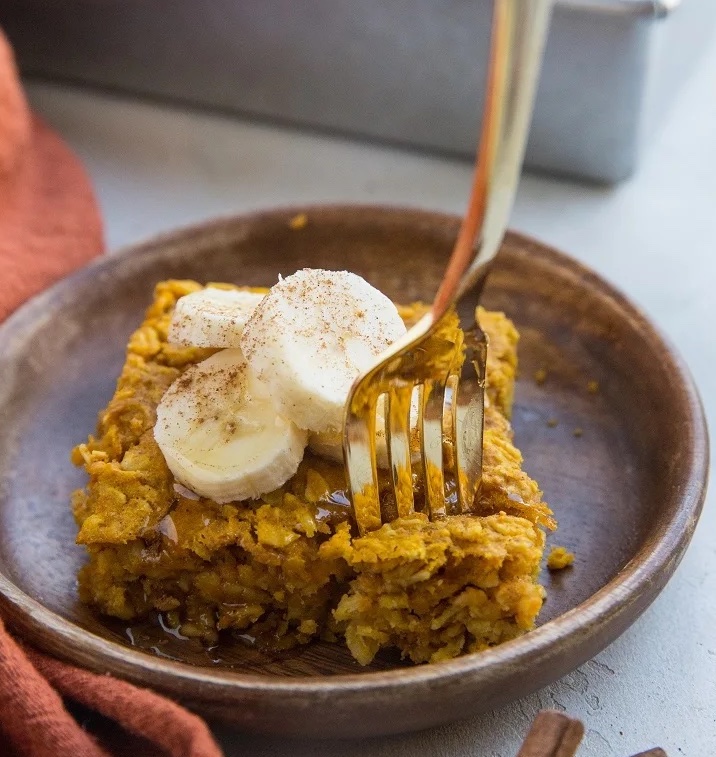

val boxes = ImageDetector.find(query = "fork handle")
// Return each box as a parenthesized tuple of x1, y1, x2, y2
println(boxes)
(432, 0, 553, 317)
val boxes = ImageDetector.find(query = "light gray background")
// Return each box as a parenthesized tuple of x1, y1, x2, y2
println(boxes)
(25, 23, 715, 756)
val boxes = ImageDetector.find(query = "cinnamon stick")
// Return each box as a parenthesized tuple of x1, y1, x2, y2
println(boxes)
(516, 710, 585, 757)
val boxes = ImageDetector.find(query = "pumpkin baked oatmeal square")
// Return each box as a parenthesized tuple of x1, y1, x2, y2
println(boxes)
(71, 278, 554, 665)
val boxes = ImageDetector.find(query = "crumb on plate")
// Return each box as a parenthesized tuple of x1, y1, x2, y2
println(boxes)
(289, 213, 308, 230)
(547, 545, 575, 570)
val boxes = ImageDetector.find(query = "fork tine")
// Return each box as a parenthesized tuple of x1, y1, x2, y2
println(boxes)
(453, 327, 489, 513)
(419, 379, 447, 519)
(386, 384, 415, 519)
(344, 397, 381, 535)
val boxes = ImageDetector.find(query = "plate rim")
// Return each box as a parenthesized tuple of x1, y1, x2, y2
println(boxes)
(0, 204, 709, 698)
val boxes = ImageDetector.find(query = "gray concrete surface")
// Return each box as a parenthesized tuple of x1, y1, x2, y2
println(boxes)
(25, 24, 716, 755)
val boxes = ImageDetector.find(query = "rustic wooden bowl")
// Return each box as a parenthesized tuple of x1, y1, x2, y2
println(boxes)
(0, 206, 708, 739)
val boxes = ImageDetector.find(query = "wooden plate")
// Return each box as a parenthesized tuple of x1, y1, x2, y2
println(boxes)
(0, 206, 707, 738)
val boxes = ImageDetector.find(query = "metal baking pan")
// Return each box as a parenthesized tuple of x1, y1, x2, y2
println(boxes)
(1, 0, 713, 182)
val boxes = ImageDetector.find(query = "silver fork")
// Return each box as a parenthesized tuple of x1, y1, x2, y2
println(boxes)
(343, 0, 554, 535)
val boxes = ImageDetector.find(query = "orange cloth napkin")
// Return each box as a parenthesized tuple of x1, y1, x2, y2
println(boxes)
(0, 28, 223, 757)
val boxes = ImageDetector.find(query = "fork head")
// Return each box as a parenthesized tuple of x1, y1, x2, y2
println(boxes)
(343, 308, 488, 535)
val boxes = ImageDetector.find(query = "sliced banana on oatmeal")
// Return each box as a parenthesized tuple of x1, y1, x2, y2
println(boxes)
(241, 269, 407, 434)
(168, 287, 264, 349)
(154, 348, 307, 502)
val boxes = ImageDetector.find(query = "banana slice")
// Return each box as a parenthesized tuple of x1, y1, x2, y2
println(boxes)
(241, 269, 406, 433)
(308, 391, 421, 469)
(168, 287, 264, 348)
(154, 349, 307, 502)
